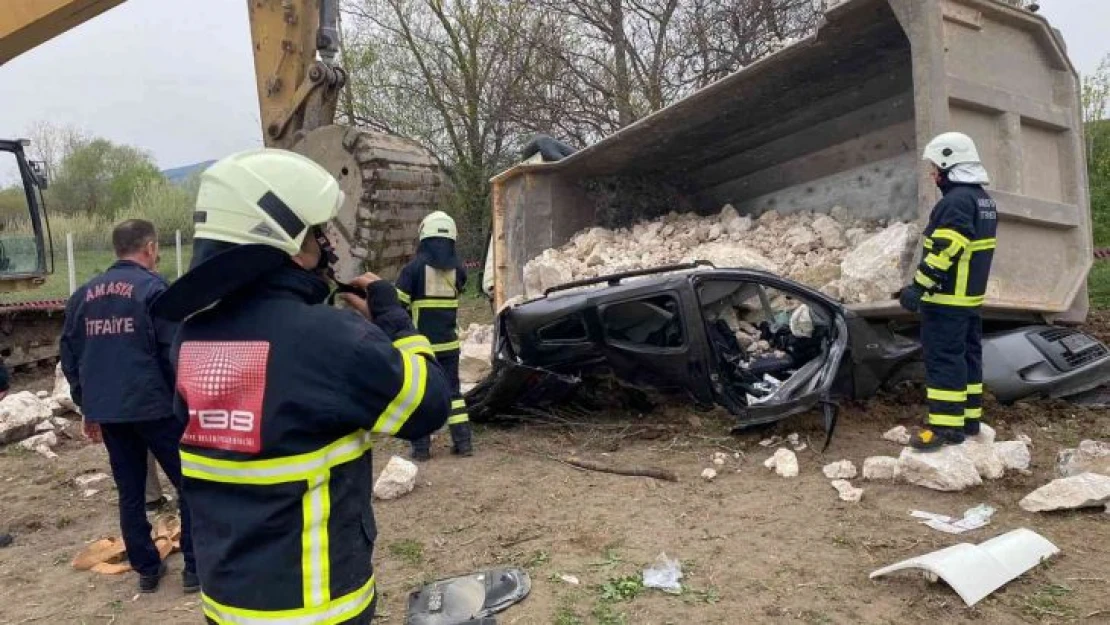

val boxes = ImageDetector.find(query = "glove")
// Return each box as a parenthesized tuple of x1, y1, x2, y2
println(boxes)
(898, 285, 923, 313)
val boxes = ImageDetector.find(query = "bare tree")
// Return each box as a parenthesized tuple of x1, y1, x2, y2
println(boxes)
(24, 120, 85, 179)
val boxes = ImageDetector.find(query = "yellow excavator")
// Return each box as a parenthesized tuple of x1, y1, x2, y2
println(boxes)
(0, 0, 444, 368)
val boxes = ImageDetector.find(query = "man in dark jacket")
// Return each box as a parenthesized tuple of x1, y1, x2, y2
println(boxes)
(899, 132, 998, 450)
(396, 210, 473, 460)
(60, 219, 195, 593)
(152, 148, 450, 624)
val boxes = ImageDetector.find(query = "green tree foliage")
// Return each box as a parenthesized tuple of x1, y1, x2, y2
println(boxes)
(1083, 54, 1110, 245)
(51, 138, 162, 217)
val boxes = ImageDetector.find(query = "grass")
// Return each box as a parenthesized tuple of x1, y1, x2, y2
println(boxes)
(388, 539, 424, 566)
(597, 575, 643, 603)
(1, 244, 191, 303)
(1022, 583, 1076, 619)
(1089, 261, 1110, 309)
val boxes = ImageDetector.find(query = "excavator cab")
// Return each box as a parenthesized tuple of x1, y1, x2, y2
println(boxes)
(0, 139, 52, 293)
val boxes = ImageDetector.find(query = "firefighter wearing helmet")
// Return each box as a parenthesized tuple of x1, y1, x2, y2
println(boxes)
(152, 148, 451, 624)
(394, 210, 474, 460)
(899, 132, 998, 450)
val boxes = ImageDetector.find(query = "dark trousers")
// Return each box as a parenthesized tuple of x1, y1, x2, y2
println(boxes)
(921, 304, 983, 427)
(100, 417, 194, 577)
(412, 351, 471, 453)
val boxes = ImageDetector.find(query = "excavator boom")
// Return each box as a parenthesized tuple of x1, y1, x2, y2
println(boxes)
(0, 0, 126, 66)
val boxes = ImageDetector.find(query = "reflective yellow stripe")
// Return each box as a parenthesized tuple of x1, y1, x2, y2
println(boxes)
(303, 473, 331, 607)
(396, 289, 411, 305)
(431, 340, 461, 353)
(914, 271, 937, 290)
(928, 413, 965, 427)
(969, 238, 996, 251)
(393, 335, 435, 359)
(931, 228, 970, 251)
(921, 293, 984, 307)
(451, 399, 467, 409)
(924, 253, 952, 271)
(411, 298, 458, 327)
(955, 246, 971, 299)
(372, 352, 427, 435)
(181, 431, 372, 485)
(202, 575, 375, 625)
(927, 388, 967, 403)
(448, 413, 470, 425)
(967, 383, 984, 395)
(923, 238, 934, 250)
(964, 407, 983, 418)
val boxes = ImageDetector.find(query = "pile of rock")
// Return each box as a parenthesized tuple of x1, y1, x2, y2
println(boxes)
(522, 205, 919, 304)
(0, 364, 82, 458)
(459, 324, 494, 392)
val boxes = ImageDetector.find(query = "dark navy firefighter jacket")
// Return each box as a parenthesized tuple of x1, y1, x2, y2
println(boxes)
(912, 183, 998, 308)
(172, 265, 450, 624)
(395, 237, 467, 355)
(60, 260, 177, 423)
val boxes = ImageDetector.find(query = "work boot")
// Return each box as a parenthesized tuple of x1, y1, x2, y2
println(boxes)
(411, 437, 432, 462)
(139, 562, 168, 594)
(963, 419, 982, 436)
(182, 569, 200, 594)
(449, 423, 473, 457)
(910, 426, 966, 451)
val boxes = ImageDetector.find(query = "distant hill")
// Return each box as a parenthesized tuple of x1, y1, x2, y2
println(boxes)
(161, 160, 215, 185)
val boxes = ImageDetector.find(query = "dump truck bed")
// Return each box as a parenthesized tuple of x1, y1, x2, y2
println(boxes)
(489, 0, 1090, 323)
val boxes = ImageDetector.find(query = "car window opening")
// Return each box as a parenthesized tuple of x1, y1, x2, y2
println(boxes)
(699, 280, 831, 407)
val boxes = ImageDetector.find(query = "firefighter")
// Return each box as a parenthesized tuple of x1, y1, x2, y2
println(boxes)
(59, 219, 195, 594)
(151, 148, 451, 624)
(899, 132, 998, 450)
(395, 210, 473, 460)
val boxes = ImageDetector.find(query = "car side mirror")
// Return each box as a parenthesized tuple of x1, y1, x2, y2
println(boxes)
(28, 160, 48, 189)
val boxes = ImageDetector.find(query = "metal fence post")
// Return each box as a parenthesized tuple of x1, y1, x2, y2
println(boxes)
(66, 232, 76, 295)
(175, 229, 183, 279)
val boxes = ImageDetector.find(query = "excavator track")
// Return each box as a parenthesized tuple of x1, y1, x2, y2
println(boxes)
(293, 125, 446, 282)
(0, 299, 65, 370)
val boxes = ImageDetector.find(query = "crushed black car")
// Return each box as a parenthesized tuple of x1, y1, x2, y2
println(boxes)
(466, 263, 1110, 448)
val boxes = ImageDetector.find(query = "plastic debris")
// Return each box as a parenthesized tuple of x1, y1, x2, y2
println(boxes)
(642, 553, 683, 594)
(911, 504, 995, 534)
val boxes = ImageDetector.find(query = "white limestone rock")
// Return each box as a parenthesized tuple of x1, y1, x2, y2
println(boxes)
(995, 440, 1032, 473)
(811, 215, 847, 249)
(968, 423, 996, 445)
(898, 446, 982, 492)
(963, 440, 1005, 480)
(459, 324, 494, 385)
(1019, 473, 1110, 512)
(52, 363, 79, 414)
(822, 460, 857, 480)
(882, 425, 911, 445)
(830, 479, 863, 503)
(701, 468, 718, 481)
(838, 222, 919, 304)
(862, 456, 900, 480)
(373, 456, 419, 500)
(1057, 440, 1110, 478)
(0, 391, 54, 445)
(19, 431, 58, 459)
(764, 448, 799, 478)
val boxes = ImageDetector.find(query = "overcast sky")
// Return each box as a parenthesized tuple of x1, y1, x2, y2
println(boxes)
(0, 0, 1106, 170)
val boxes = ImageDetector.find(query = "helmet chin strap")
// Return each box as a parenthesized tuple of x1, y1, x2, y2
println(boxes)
(311, 226, 367, 300)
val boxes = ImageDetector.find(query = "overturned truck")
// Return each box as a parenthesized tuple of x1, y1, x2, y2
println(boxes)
(472, 0, 1109, 431)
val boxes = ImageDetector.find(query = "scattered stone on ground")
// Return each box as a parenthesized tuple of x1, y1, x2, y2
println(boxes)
(559, 574, 580, 586)
(700, 468, 718, 481)
(822, 460, 857, 480)
(964, 440, 1005, 480)
(521, 206, 915, 303)
(74, 473, 110, 490)
(882, 425, 911, 445)
(0, 392, 53, 445)
(1056, 440, 1110, 478)
(970, 423, 997, 445)
(764, 448, 799, 478)
(994, 440, 1032, 473)
(1019, 472, 1110, 512)
(34, 420, 54, 433)
(862, 456, 900, 480)
(711, 451, 729, 467)
(52, 364, 79, 415)
(373, 456, 419, 500)
(759, 436, 783, 448)
(830, 479, 863, 502)
(786, 433, 807, 452)
(898, 446, 982, 492)
(19, 431, 58, 459)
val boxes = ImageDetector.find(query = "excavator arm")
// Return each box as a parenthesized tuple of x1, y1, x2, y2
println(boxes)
(1, 0, 344, 148)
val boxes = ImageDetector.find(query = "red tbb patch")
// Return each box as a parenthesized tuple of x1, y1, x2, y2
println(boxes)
(178, 341, 270, 454)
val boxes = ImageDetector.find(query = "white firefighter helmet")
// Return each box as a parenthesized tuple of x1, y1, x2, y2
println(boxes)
(922, 132, 981, 170)
(193, 148, 344, 255)
(419, 211, 457, 241)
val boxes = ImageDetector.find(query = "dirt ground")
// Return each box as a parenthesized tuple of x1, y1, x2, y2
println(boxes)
(1, 305, 1108, 624)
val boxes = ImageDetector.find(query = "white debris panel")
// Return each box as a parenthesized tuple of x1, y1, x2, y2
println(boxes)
(521, 205, 918, 303)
